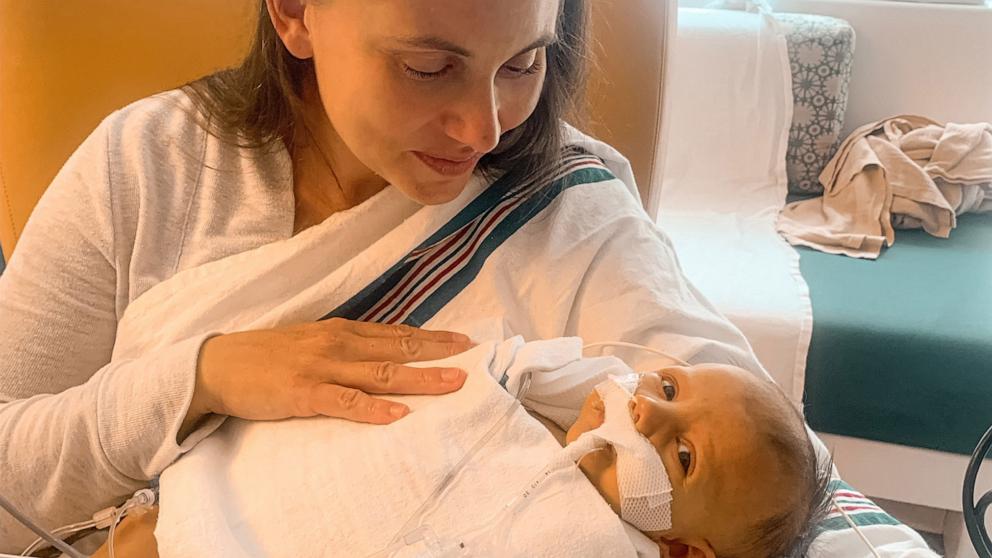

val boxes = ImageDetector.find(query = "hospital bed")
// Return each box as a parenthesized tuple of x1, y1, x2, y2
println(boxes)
(0, 1, 954, 557)
(801, 213, 992, 556)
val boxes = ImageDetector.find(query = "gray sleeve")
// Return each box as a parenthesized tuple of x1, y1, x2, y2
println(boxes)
(0, 117, 224, 552)
(0, 334, 225, 552)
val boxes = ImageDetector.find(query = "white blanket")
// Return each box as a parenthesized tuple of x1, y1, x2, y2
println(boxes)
(655, 8, 810, 402)
(154, 337, 647, 558)
(777, 116, 992, 258)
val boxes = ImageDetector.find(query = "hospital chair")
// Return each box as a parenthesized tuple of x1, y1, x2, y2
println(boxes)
(0, 0, 257, 258)
(0, 0, 671, 554)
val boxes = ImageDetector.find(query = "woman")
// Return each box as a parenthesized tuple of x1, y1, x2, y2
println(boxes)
(0, 0, 929, 556)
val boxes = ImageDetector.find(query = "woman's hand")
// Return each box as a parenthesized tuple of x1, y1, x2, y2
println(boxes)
(181, 319, 473, 434)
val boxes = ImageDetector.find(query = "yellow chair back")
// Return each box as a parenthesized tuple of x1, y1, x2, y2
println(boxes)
(0, 1, 257, 257)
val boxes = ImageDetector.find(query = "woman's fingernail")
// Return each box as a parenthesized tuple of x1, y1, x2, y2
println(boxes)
(454, 333, 471, 343)
(390, 405, 408, 418)
(442, 368, 463, 382)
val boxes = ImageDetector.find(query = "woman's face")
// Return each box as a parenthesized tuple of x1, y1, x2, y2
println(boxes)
(301, 0, 560, 204)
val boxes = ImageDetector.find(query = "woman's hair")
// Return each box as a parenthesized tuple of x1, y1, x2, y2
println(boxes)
(181, 0, 590, 185)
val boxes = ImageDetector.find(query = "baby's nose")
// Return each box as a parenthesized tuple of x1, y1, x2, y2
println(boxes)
(630, 395, 677, 439)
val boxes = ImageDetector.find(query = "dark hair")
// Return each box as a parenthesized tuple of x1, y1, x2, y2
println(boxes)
(181, 1, 590, 186)
(725, 387, 834, 558)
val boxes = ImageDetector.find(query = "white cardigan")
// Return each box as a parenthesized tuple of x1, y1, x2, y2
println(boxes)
(0, 90, 297, 551)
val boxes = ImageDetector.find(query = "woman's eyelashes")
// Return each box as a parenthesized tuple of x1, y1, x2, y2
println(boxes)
(402, 52, 543, 82)
(501, 59, 543, 77)
(403, 64, 452, 80)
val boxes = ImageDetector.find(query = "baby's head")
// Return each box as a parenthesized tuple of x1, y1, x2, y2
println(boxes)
(566, 363, 832, 558)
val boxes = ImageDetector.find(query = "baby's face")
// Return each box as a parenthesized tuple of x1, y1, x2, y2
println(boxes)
(566, 364, 793, 555)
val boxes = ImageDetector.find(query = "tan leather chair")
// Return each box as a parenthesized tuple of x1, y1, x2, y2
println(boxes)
(0, 1, 672, 259)
(586, 0, 674, 208)
(0, 1, 258, 258)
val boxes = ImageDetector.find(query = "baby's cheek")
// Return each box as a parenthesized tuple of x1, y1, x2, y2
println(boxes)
(664, 488, 704, 539)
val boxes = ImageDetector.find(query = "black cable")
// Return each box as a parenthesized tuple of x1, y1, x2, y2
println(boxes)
(963, 423, 992, 558)
(34, 528, 98, 558)
(0, 492, 86, 558)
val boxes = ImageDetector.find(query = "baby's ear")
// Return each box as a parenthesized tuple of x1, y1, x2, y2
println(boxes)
(657, 536, 716, 558)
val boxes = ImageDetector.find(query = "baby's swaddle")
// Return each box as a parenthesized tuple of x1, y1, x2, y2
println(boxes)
(154, 337, 642, 558)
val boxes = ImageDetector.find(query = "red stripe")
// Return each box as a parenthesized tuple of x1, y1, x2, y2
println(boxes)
(377, 177, 551, 324)
(361, 163, 564, 322)
(362, 216, 477, 321)
(374, 156, 609, 323)
(373, 195, 517, 323)
(545, 158, 606, 184)
(382, 158, 605, 322)
(833, 505, 883, 514)
(386, 200, 519, 323)
(834, 490, 869, 500)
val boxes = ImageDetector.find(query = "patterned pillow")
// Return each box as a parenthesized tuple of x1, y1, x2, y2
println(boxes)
(774, 14, 856, 195)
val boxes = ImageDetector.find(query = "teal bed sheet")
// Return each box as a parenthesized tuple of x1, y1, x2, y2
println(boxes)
(799, 213, 992, 455)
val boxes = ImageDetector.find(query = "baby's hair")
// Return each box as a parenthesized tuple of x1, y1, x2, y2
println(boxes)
(731, 442, 833, 558)
(725, 383, 835, 558)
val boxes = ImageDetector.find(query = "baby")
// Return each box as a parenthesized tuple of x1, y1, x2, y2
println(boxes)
(95, 343, 831, 558)
(553, 363, 833, 558)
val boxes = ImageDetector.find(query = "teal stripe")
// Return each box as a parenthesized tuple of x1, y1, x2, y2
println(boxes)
(828, 480, 854, 492)
(403, 166, 615, 326)
(323, 151, 599, 322)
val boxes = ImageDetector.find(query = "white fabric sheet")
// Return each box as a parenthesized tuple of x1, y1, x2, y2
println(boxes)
(154, 337, 645, 558)
(655, 8, 811, 402)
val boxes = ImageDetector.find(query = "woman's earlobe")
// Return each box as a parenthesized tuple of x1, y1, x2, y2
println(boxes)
(266, 0, 315, 59)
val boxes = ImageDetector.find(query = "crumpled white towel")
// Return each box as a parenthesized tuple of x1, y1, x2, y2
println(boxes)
(778, 115, 992, 259)
(154, 337, 646, 558)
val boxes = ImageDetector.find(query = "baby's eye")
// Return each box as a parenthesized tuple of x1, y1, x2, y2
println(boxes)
(661, 379, 677, 401)
(677, 441, 692, 473)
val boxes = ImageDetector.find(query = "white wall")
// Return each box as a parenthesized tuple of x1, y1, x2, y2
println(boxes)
(680, 0, 992, 134)
(769, 0, 992, 134)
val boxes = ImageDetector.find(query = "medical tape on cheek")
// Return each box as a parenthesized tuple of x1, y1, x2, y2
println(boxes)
(570, 374, 674, 532)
